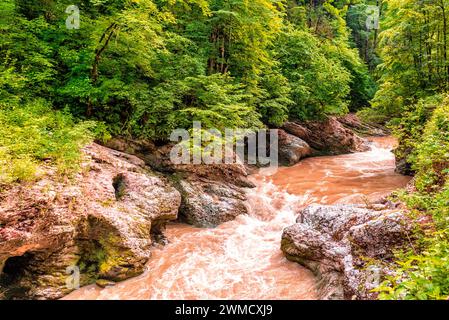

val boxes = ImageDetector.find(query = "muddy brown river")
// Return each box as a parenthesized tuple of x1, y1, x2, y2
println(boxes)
(64, 136, 411, 300)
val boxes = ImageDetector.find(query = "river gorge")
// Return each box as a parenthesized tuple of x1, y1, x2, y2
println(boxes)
(63, 136, 410, 300)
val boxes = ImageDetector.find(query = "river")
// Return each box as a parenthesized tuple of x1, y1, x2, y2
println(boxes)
(64, 136, 411, 300)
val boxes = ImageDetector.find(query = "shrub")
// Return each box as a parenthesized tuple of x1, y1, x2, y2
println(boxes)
(376, 96, 449, 300)
(389, 95, 443, 174)
(0, 99, 94, 183)
(129, 73, 263, 139)
(412, 98, 449, 192)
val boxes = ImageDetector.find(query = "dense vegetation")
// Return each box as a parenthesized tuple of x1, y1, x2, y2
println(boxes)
(0, 0, 375, 183)
(2, 0, 449, 300)
(357, 0, 449, 300)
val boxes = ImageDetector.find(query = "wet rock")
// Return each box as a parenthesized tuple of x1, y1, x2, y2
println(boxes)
(283, 117, 369, 155)
(104, 137, 254, 187)
(337, 114, 386, 137)
(104, 137, 254, 227)
(281, 204, 414, 300)
(0, 144, 181, 299)
(174, 177, 248, 228)
(95, 279, 116, 288)
(277, 129, 312, 166)
(170, 155, 252, 228)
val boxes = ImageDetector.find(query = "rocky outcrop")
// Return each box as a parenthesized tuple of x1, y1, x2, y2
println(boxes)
(277, 129, 312, 166)
(283, 116, 369, 155)
(337, 114, 387, 137)
(105, 138, 254, 228)
(105, 138, 254, 186)
(174, 178, 248, 227)
(394, 146, 415, 176)
(0, 144, 181, 299)
(281, 203, 414, 300)
(152, 148, 253, 228)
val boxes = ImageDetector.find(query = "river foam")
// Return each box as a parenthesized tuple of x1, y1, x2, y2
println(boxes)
(64, 136, 410, 300)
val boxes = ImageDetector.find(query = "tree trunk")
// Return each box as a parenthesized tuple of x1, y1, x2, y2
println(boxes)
(87, 23, 118, 116)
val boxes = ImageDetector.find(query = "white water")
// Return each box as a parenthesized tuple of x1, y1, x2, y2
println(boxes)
(64, 137, 410, 300)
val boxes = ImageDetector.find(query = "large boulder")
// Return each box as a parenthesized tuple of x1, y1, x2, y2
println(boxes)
(281, 203, 414, 300)
(283, 117, 369, 155)
(105, 138, 253, 186)
(174, 178, 248, 228)
(277, 129, 312, 166)
(105, 137, 254, 228)
(0, 144, 181, 299)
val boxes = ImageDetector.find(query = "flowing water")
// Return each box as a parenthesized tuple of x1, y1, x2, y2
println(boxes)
(64, 136, 411, 300)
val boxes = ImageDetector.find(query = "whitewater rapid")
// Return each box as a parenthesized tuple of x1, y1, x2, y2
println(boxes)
(64, 136, 410, 300)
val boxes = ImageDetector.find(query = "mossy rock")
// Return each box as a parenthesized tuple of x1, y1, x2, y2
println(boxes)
(95, 279, 116, 288)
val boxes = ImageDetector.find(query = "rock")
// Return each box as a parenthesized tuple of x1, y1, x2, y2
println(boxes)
(283, 117, 369, 155)
(394, 146, 415, 176)
(337, 114, 387, 137)
(277, 129, 312, 166)
(395, 157, 413, 176)
(349, 211, 410, 259)
(174, 177, 248, 228)
(0, 143, 181, 299)
(104, 137, 254, 188)
(103, 137, 157, 161)
(104, 137, 255, 227)
(95, 279, 116, 288)
(169, 154, 252, 227)
(281, 204, 414, 300)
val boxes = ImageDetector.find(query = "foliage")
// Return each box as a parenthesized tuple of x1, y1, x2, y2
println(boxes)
(346, 2, 381, 70)
(277, 28, 352, 120)
(412, 99, 449, 192)
(357, 0, 449, 298)
(0, 0, 375, 185)
(375, 97, 449, 300)
(0, 100, 94, 183)
(390, 95, 443, 174)
(377, 230, 449, 300)
(129, 73, 263, 139)
(362, 0, 449, 121)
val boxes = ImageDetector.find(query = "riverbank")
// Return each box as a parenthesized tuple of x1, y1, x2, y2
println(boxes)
(1, 116, 410, 300)
(63, 136, 410, 300)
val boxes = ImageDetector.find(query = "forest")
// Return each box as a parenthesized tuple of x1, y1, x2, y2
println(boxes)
(0, 0, 449, 300)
